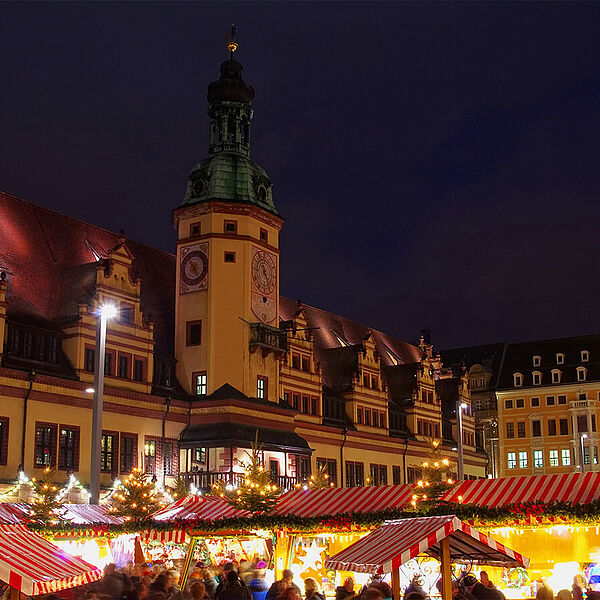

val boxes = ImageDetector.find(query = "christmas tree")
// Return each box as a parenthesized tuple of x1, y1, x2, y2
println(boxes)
(27, 468, 65, 525)
(212, 436, 281, 513)
(111, 467, 163, 521)
(306, 463, 334, 489)
(411, 440, 454, 510)
(168, 475, 188, 500)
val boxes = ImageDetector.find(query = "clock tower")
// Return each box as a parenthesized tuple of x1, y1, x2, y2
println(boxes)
(173, 42, 284, 402)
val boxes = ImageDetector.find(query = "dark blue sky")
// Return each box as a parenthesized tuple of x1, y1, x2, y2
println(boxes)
(1, 2, 599, 349)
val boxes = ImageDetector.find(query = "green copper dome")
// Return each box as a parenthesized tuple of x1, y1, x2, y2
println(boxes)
(181, 52, 278, 216)
(182, 152, 278, 215)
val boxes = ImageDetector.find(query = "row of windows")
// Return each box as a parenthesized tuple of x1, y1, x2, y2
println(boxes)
(420, 389, 436, 404)
(514, 367, 588, 387)
(505, 395, 568, 409)
(506, 415, 595, 439)
(284, 391, 319, 415)
(362, 372, 380, 390)
(84, 348, 145, 382)
(6, 325, 60, 364)
(290, 353, 311, 373)
(189, 219, 269, 244)
(357, 406, 386, 428)
(507, 447, 599, 469)
(417, 419, 440, 438)
(531, 351, 589, 367)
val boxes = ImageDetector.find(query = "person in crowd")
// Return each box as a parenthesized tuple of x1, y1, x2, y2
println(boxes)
(368, 576, 392, 600)
(304, 578, 325, 600)
(217, 571, 252, 600)
(572, 577, 584, 600)
(191, 582, 209, 600)
(278, 587, 301, 600)
(361, 589, 384, 600)
(202, 569, 219, 599)
(479, 573, 495, 590)
(216, 564, 240, 597)
(148, 573, 170, 600)
(127, 582, 149, 600)
(536, 584, 554, 600)
(404, 576, 425, 600)
(462, 575, 505, 600)
(266, 571, 301, 600)
(336, 577, 355, 600)
(557, 590, 573, 600)
(248, 569, 269, 600)
(100, 564, 125, 599)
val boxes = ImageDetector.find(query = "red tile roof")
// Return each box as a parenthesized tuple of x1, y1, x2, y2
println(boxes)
(0, 191, 420, 382)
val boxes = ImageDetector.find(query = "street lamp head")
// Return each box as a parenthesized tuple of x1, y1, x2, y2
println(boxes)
(99, 304, 118, 320)
(582, 434, 588, 439)
(460, 403, 468, 409)
(85, 387, 94, 394)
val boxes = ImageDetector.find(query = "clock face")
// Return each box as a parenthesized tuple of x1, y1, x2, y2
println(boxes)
(252, 251, 276, 295)
(181, 250, 208, 287)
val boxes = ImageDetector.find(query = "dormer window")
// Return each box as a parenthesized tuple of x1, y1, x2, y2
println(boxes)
(556, 353, 565, 365)
(581, 350, 590, 362)
(551, 369, 561, 384)
(577, 367, 587, 382)
(532, 371, 542, 385)
(532, 355, 541, 367)
(513, 373, 523, 387)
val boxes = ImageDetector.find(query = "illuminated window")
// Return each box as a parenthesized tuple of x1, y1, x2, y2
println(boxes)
(101, 433, 117, 473)
(532, 355, 541, 367)
(194, 372, 207, 396)
(561, 449, 571, 466)
(549, 450, 559, 467)
(144, 439, 156, 474)
(35, 424, 57, 468)
(594, 446, 599, 465)
(507, 452, 517, 469)
(584, 445, 591, 465)
(581, 350, 590, 362)
(257, 376, 267, 399)
(533, 450, 543, 468)
(556, 353, 565, 365)
(518, 451, 528, 469)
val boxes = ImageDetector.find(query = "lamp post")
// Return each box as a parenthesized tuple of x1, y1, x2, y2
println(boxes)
(580, 433, 588, 473)
(90, 304, 117, 504)
(457, 402, 468, 480)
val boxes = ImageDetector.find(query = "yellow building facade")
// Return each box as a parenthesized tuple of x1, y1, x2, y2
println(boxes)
(0, 49, 486, 496)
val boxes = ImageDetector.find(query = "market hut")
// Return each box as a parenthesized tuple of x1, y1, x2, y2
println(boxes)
(325, 515, 529, 600)
(0, 524, 101, 597)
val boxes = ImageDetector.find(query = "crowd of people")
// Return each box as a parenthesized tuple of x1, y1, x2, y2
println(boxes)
(42, 560, 596, 600)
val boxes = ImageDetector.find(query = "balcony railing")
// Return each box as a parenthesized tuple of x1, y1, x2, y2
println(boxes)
(182, 471, 299, 492)
(249, 323, 287, 354)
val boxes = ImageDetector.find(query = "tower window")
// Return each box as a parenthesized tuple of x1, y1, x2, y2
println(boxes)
(194, 372, 207, 396)
(260, 228, 268, 243)
(224, 251, 236, 263)
(186, 321, 202, 346)
(190, 222, 201, 237)
(224, 220, 238, 234)
(257, 376, 268, 400)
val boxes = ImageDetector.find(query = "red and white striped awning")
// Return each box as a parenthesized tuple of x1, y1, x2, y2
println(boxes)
(276, 484, 415, 517)
(0, 503, 28, 524)
(0, 524, 101, 595)
(62, 504, 124, 525)
(152, 494, 248, 522)
(440, 472, 600, 507)
(325, 515, 529, 575)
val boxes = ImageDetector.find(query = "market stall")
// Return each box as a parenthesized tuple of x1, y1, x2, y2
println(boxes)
(0, 524, 101, 597)
(325, 515, 529, 600)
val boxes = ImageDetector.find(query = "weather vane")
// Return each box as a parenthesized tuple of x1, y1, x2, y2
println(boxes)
(226, 24, 238, 57)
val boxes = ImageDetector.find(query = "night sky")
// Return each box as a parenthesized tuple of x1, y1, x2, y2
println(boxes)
(1, 2, 599, 349)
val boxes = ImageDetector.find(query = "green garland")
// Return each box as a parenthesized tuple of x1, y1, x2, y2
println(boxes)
(27, 499, 600, 537)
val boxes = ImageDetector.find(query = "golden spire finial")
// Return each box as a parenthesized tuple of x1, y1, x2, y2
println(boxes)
(226, 24, 238, 58)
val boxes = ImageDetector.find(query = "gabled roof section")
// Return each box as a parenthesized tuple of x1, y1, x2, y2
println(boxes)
(0, 191, 175, 352)
(280, 298, 422, 388)
(440, 342, 507, 387)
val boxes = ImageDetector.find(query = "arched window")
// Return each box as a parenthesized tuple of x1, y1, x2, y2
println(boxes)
(513, 373, 523, 387)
